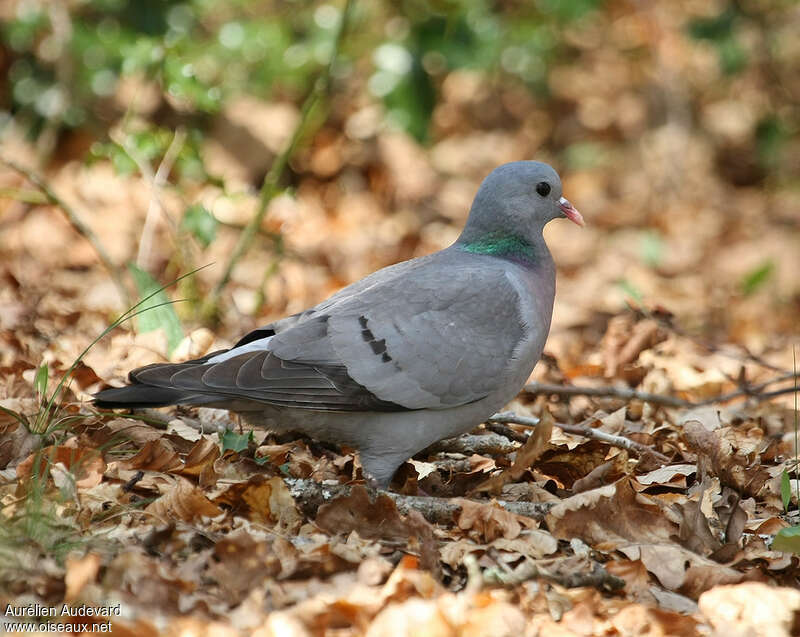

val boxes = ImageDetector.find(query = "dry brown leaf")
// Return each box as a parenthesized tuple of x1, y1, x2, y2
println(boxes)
(609, 603, 700, 637)
(214, 475, 302, 533)
(64, 552, 102, 602)
(636, 464, 697, 487)
(619, 543, 743, 597)
(316, 486, 414, 542)
(315, 486, 439, 574)
(683, 419, 771, 497)
(473, 409, 553, 495)
(254, 442, 296, 465)
(179, 436, 221, 487)
(207, 529, 284, 603)
(246, 475, 303, 534)
(454, 499, 539, 542)
(698, 582, 800, 637)
(573, 451, 628, 493)
(16, 442, 105, 488)
(674, 496, 722, 557)
(145, 475, 223, 522)
(602, 315, 666, 379)
(365, 598, 452, 637)
(546, 477, 679, 548)
(440, 530, 558, 569)
(121, 438, 183, 473)
(360, 555, 443, 622)
(536, 439, 613, 489)
(0, 420, 40, 470)
(103, 417, 164, 446)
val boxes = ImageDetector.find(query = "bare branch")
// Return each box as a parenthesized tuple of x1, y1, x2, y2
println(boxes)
(485, 556, 625, 591)
(283, 477, 551, 524)
(134, 129, 186, 271)
(694, 371, 799, 406)
(489, 411, 670, 463)
(110, 126, 186, 272)
(525, 372, 799, 409)
(426, 433, 518, 456)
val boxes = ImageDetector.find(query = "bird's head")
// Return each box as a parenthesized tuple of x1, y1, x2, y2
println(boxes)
(458, 161, 584, 260)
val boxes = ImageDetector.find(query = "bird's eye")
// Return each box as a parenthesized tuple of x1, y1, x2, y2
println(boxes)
(536, 182, 551, 197)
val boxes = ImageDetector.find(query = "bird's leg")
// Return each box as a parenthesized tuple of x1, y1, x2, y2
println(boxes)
(365, 474, 388, 491)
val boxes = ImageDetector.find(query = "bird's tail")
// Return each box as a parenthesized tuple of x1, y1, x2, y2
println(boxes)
(93, 352, 230, 410)
(93, 383, 221, 409)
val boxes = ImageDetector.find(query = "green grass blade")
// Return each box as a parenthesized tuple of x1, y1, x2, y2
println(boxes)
(781, 469, 792, 512)
(34, 362, 49, 399)
(37, 264, 211, 434)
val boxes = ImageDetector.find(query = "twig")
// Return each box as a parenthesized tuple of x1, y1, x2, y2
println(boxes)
(110, 127, 187, 272)
(524, 381, 691, 408)
(283, 477, 551, 525)
(694, 371, 799, 406)
(485, 557, 624, 591)
(426, 433, 518, 456)
(489, 411, 670, 463)
(0, 156, 130, 305)
(525, 372, 799, 409)
(753, 385, 800, 404)
(207, 0, 355, 314)
(484, 421, 528, 443)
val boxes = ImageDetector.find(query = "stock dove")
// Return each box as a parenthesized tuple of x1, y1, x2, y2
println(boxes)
(95, 161, 584, 487)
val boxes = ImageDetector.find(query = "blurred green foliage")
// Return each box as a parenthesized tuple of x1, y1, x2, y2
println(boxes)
(1, 0, 604, 151)
(89, 125, 208, 181)
(181, 203, 218, 247)
(128, 263, 184, 354)
(740, 261, 775, 297)
(688, 8, 746, 75)
(0, 0, 794, 184)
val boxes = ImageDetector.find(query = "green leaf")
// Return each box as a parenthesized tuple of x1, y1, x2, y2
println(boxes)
(740, 261, 774, 296)
(181, 204, 218, 247)
(641, 231, 664, 268)
(781, 469, 792, 512)
(34, 362, 48, 398)
(128, 264, 184, 355)
(617, 279, 643, 304)
(221, 429, 253, 453)
(688, 10, 735, 42)
(772, 526, 800, 554)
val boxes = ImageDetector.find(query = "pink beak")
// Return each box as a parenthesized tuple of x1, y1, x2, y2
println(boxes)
(559, 196, 585, 227)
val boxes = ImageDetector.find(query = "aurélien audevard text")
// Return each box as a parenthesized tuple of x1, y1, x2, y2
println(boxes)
(3, 603, 122, 632)
(4, 603, 122, 617)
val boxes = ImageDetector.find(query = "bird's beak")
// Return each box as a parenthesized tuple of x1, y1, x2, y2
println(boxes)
(559, 196, 585, 227)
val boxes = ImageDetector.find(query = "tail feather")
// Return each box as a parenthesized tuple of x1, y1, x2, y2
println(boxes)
(93, 384, 220, 409)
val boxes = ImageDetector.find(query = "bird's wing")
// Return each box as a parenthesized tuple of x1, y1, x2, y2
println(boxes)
(130, 256, 529, 411)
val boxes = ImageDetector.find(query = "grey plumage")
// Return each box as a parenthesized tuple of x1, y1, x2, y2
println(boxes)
(95, 161, 584, 487)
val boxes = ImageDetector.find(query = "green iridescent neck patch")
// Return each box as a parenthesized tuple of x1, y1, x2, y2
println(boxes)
(460, 232, 535, 260)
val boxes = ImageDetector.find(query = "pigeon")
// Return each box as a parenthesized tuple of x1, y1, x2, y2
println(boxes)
(95, 161, 584, 487)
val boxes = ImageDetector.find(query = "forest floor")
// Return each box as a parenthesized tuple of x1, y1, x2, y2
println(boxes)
(1, 81, 800, 635)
